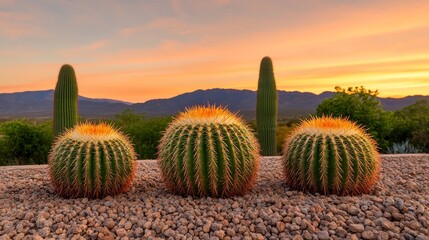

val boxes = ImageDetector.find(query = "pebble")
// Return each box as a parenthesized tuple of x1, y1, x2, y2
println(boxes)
(349, 224, 364, 233)
(379, 218, 395, 230)
(317, 230, 330, 240)
(163, 229, 175, 238)
(348, 206, 360, 215)
(362, 231, 374, 239)
(116, 228, 127, 237)
(203, 222, 212, 233)
(104, 219, 115, 229)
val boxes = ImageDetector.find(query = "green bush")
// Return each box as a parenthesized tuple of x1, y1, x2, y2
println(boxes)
(112, 110, 172, 159)
(317, 86, 393, 152)
(389, 100, 429, 152)
(0, 120, 53, 165)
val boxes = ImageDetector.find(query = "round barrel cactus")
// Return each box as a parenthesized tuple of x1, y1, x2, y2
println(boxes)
(158, 106, 260, 197)
(282, 116, 380, 195)
(49, 122, 137, 198)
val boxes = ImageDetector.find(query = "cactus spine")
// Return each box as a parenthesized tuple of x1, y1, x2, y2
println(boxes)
(256, 56, 278, 156)
(54, 64, 78, 137)
(49, 123, 137, 198)
(158, 106, 260, 197)
(282, 116, 380, 195)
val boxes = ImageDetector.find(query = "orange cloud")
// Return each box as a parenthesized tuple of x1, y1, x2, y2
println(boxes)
(1, 1, 429, 103)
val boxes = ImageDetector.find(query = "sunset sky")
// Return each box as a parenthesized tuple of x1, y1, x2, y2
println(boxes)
(1, 0, 429, 102)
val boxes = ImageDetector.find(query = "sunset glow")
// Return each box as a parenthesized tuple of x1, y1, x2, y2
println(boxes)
(1, 0, 429, 102)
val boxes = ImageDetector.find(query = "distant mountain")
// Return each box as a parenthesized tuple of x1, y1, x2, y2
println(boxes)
(0, 90, 130, 118)
(0, 89, 428, 119)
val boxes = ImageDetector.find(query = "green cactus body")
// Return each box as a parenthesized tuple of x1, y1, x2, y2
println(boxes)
(54, 64, 78, 137)
(282, 116, 380, 195)
(49, 123, 137, 198)
(256, 56, 278, 156)
(158, 106, 260, 197)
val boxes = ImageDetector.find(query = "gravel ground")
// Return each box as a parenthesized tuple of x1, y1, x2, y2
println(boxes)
(0, 155, 428, 240)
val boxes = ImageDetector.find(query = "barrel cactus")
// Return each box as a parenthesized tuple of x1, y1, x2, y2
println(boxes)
(49, 122, 137, 198)
(54, 64, 78, 137)
(256, 56, 278, 156)
(158, 105, 260, 197)
(282, 116, 380, 195)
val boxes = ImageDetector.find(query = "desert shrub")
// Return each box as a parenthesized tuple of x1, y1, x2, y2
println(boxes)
(387, 139, 422, 154)
(112, 110, 172, 159)
(388, 100, 429, 152)
(0, 120, 53, 165)
(317, 86, 393, 152)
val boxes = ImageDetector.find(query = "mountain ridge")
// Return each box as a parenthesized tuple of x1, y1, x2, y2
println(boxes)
(0, 89, 428, 119)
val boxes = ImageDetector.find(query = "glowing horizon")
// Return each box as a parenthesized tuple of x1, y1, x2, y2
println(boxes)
(1, 0, 429, 102)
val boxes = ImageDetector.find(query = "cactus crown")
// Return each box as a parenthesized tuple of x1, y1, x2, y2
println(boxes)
(173, 105, 244, 125)
(65, 122, 124, 142)
(296, 116, 368, 136)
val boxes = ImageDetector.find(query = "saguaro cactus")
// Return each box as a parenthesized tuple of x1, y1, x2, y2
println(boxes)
(158, 105, 260, 197)
(256, 56, 278, 156)
(282, 116, 380, 195)
(54, 64, 78, 137)
(49, 122, 137, 198)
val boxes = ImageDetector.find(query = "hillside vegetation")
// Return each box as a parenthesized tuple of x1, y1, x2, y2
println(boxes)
(1, 87, 428, 165)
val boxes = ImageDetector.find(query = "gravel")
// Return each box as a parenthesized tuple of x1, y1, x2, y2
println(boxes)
(1, 154, 428, 239)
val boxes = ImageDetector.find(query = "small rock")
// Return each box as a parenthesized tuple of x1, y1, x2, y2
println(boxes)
(379, 218, 395, 230)
(317, 230, 330, 240)
(24, 212, 34, 220)
(164, 229, 175, 238)
(349, 224, 364, 233)
(348, 206, 360, 215)
(293, 235, 303, 240)
(38, 227, 50, 238)
(226, 228, 235, 236)
(395, 198, 404, 211)
(124, 221, 132, 230)
(214, 230, 225, 238)
(134, 227, 144, 237)
(116, 228, 127, 237)
(255, 223, 266, 234)
(392, 212, 404, 221)
(407, 220, 420, 230)
(211, 223, 222, 231)
(167, 206, 176, 214)
(203, 222, 212, 233)
(152, 222, 166, 234)
(378, 232, 389, 240)
(302, 231, 312, 240)
(276, 222, 286, 232)
(104, 219, 115, 229)
(362, 231, 374, 239)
